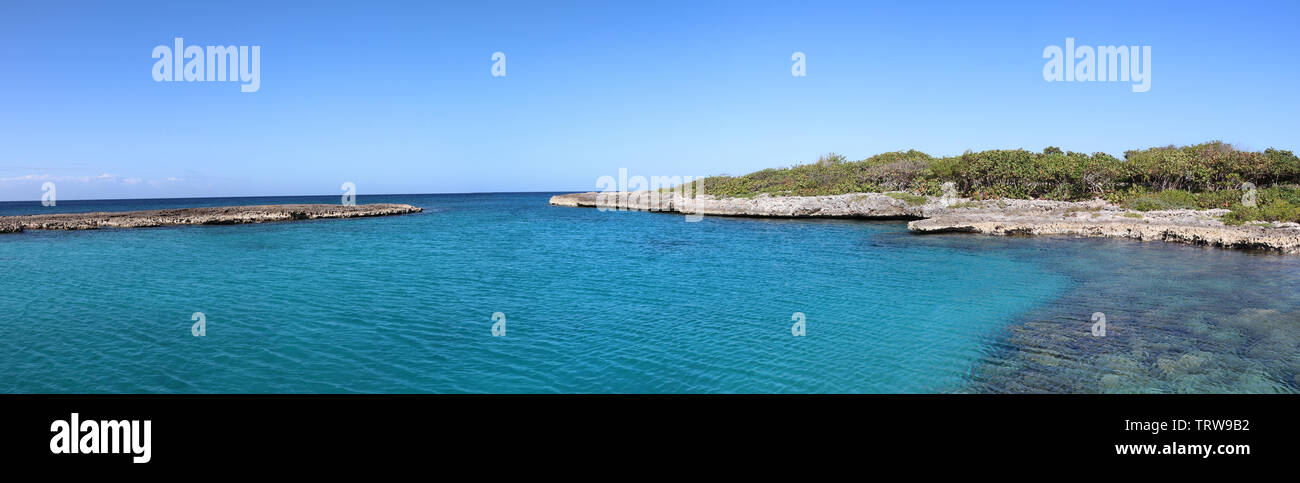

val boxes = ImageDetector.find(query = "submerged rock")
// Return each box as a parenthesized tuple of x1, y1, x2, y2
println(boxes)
(1156, 352, 1210, 377)
(0, 203, 422, 233)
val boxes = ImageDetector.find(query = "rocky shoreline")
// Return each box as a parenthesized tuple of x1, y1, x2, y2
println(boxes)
(550, 191, 1300, 253)
(0, 203, 422, 233)
(548, 191, 936, 218)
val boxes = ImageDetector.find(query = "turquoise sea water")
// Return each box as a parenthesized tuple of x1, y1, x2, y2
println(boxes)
(1, 193, 1297, 393)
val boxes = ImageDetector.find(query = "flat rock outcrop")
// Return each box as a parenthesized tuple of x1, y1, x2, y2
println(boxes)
(551, 191, 1300, 253)
(0, 203, 422, 232)
(909, 199, 1300, 253)
(549, 191, 940, 218)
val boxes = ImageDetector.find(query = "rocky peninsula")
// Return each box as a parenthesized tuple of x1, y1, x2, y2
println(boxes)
(549, 192, 1300, 253)
(0, 203, 422, 233)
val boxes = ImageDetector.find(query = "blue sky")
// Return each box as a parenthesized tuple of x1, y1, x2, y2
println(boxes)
(1, 0, 1298, 201)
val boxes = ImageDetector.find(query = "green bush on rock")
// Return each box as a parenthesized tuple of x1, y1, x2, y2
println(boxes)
(690, 142, 1300, 224)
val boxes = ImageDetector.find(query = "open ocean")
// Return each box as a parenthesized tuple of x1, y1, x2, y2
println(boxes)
(1, 193, 1297, 393)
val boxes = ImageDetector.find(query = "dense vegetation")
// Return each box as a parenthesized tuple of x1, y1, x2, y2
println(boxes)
(691, 142, 1300, 224)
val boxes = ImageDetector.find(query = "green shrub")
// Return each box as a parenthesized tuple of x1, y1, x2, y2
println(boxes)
(884, 192, 928, 206)
(694, 143, 1300, 205)
(866, 160, 931, 191)
(1124, 190, 1198, 211)
(815, 152, 848, 167)
(1221, 187, 1300, 224)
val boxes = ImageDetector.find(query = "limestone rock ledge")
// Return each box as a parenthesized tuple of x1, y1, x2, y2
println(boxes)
(548, 191, 939, 218)
(0, 203, 422, 232)
(550, 192, 1300, 253)
(905, 198, 1300, 253)
(910, 213, 1300, 253)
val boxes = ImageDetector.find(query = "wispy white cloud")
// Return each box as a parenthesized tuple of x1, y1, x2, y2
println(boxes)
(0, 174, 55, 182)
(0, 173, 180, 184)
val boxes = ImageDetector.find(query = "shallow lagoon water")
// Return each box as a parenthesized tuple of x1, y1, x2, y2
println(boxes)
(1, 193, 1296, 393)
